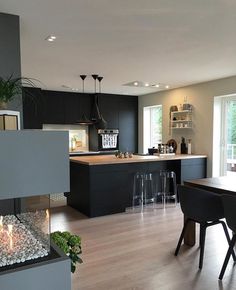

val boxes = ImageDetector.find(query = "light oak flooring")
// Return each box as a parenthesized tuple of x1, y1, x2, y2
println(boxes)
(51, 205, 236, 290)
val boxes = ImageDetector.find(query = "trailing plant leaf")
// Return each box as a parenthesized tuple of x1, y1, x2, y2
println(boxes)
(51, 231, 82, 273)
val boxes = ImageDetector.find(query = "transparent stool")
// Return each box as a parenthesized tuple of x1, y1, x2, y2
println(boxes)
(131, 172, 155, 212)
(159, 170, 177, 208)
(152, 172, 165, 209)
(143, 172, 155, 211)
(132, 172, 145, 212)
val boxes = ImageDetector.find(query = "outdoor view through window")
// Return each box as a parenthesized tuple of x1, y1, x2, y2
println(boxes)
(227, 99, 236, 175)
(143, 105, 162, 154)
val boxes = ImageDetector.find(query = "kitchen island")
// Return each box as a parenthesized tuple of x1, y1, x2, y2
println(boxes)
(68, 154, 207, 217)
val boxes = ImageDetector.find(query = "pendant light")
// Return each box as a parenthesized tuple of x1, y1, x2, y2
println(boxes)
(75, 74, 93, 125)
(80, 75, 87, 93)
(97, 76, 103, 93)
(91, 74, 99, 93)
(93, 75, 107, 129)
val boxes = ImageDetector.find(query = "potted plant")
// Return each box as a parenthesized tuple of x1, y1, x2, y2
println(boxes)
(0, 75, 39, 109)
(50, 231, 83, 273)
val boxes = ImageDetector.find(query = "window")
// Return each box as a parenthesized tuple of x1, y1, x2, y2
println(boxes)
(143, 105, 162, 154)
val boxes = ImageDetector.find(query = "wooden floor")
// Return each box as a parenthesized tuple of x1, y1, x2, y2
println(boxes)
(51, 205, 236, 290)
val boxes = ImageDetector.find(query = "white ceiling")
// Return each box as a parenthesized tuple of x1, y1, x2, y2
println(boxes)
(1, 0, 236, 95)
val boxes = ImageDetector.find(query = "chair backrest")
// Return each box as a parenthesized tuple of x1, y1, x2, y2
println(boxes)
(178, 185, 224, 222)
(221, 194, 236, 233)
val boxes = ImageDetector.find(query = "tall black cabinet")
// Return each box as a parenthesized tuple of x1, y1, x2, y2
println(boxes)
(23, 90, 138, 153)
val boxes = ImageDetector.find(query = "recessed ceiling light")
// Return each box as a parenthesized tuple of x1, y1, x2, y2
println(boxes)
(151, 84, 160, 88)
(72, 88, 79, 91)
(123, 81, 169, 89)
(45, 35, 57, 42)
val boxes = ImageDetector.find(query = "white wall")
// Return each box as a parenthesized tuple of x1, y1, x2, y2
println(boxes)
(139, 75, 236, 177)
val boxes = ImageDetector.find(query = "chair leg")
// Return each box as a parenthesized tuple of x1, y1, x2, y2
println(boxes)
(220, 221, 236, 262)
(199, 224, 206, 269)
(219, 234, 236, 280)
(175, 219, 190, 256)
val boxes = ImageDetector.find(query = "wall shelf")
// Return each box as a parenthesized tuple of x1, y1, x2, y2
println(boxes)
(170, 109, 193, 130)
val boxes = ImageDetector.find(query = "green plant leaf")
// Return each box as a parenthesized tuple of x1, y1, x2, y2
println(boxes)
(0, 75, 40, 104)
(50, 231, 82, 274)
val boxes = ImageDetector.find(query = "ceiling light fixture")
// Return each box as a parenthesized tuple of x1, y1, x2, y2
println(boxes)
(124, 81, 168, 89)
(45, 35, 57, 42)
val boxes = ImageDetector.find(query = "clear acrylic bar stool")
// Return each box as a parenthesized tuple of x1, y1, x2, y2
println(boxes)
(143, 172, 155, 211)
(132, 172, 155, 212)
(132, 172, 145, 212)
(159, 170, 177, 208)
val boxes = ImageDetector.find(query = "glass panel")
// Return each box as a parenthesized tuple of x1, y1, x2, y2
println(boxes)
(0, 195, 50, 270)
(226, 99, 236, 175)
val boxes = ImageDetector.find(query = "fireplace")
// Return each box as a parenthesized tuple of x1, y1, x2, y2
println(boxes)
(0, 131, 71, 290)
(0, 195, 53, 271)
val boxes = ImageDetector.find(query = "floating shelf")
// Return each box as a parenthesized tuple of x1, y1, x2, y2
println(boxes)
(170, 108, 193, 131)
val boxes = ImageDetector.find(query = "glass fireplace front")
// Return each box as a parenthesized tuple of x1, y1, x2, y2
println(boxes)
(0, 194, 51, 271)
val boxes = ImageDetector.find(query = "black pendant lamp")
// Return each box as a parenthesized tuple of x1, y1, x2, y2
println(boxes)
(93, 75, 107, 129)
(97, 76, 103, 93)
(80, 74, 87, 93)
(75, 75, 93, 125)
(91, 74, 99, 93)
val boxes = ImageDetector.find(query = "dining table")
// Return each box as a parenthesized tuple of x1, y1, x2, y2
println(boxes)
(183, 176, 236, 246)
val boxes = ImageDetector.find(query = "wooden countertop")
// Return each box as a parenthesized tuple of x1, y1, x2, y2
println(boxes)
(70, 154, 207, 166)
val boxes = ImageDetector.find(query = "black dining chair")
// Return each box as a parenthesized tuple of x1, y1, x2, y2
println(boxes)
(175, 185, 236, 269)
(219, 194, 236, 280)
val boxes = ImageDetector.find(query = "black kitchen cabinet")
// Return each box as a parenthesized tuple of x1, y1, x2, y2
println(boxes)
(23, 87, 44, 129)
(68, 156, 207, 217)
(64, 92, 80, 124)
(98, 94, 119, 128)
(41, 90, 65, 124)
(64, 93, 92, 124)
(118, 96, 138, 152)
(23, 89, 138, 153)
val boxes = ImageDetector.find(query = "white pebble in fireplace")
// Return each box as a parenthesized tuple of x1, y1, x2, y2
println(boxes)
(0, 211, 49, 268)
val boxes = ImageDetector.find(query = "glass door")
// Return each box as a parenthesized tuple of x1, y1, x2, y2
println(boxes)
(220, 96, 236, 176)
(225, 98, 236, 175)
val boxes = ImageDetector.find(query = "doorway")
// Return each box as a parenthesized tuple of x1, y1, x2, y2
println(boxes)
(213, 95, 236, 176)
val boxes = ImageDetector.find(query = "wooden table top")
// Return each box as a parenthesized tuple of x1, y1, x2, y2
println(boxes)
(184, 176, 236, 195)
(70, 154, 207, 166)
